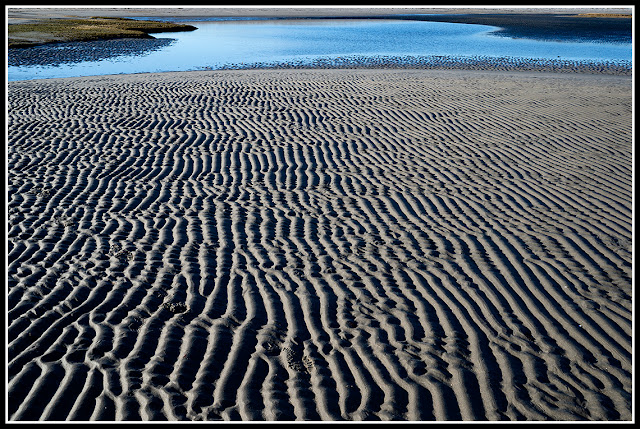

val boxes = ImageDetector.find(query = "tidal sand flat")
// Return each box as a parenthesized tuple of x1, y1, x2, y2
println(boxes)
(6, 69, 632, 421)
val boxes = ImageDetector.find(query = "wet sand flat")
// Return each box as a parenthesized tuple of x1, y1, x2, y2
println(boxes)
(6, 69, 632, 421)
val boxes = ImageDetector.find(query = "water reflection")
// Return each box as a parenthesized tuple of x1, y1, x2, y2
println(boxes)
(7, 18, 632, 81)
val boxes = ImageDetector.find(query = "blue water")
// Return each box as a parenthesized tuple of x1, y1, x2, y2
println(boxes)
(7, 18, 633, 81)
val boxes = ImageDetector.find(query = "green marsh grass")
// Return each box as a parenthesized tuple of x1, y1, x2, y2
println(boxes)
(8, 17, 196, 48)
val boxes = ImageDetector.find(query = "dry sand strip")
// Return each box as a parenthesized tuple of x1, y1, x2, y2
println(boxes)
(6, 69, 632, 421)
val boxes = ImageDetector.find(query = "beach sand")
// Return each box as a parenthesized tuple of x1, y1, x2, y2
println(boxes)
(6, 69, 633, 421)
(6, 6, 632, 22)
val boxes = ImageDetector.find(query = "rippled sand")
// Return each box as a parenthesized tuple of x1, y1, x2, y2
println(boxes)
(7, 69, 632, 421)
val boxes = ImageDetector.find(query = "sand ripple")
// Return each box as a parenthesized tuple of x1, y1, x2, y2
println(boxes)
(7, 69, 632, 421)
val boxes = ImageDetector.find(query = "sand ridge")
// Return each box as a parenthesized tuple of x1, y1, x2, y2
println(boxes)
(6, 69, 632, 421)
(6, 6, 633, 22)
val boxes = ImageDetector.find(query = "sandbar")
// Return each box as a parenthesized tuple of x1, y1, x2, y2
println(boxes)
(6, 68, 633, 421)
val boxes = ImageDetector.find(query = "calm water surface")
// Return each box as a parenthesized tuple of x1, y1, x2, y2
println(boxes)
(8, 18, 633, 81)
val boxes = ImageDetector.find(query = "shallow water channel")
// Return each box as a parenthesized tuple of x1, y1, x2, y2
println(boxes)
(7, 17, 633, 81)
